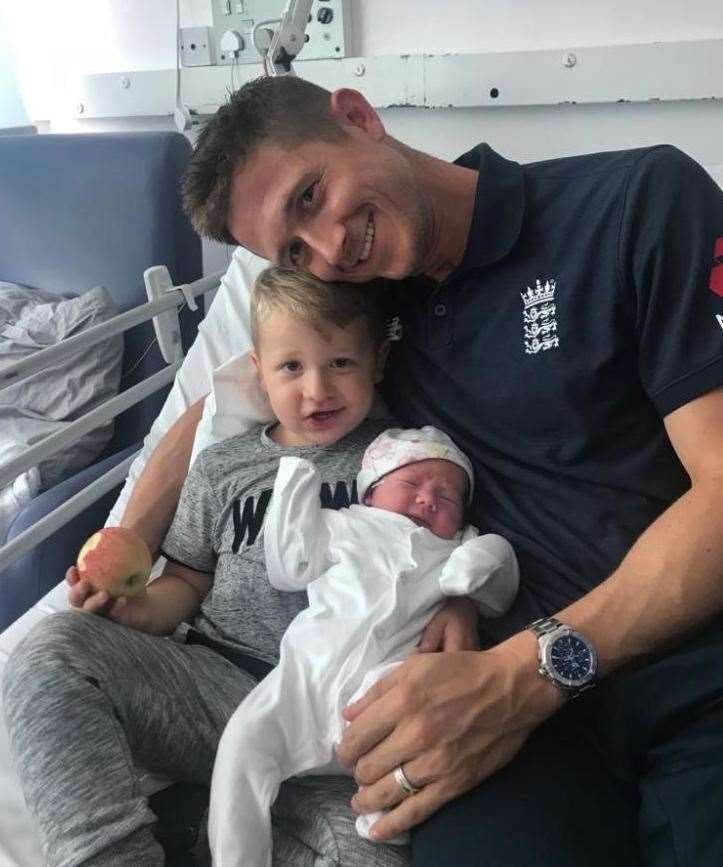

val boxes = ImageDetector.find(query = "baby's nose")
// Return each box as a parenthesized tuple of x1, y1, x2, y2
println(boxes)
(416, 490, 437, 511)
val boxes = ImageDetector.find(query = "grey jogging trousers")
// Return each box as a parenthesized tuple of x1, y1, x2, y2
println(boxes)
(3, 610, 409, 867)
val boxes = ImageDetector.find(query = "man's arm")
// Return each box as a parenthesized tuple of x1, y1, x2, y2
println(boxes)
(338, 386, 723, 842)
(558, 386, 723, 670)
(120, 397, 206, 557)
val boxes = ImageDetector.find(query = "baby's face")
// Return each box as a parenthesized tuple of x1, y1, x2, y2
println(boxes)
(364, 459, 467, 539)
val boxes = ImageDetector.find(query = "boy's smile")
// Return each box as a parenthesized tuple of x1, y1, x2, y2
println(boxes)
(251, 308, 388, 448)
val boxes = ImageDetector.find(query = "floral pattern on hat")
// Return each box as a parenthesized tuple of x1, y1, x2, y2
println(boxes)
(357, 426, 474, 504)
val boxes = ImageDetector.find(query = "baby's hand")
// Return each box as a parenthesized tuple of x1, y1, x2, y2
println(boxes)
(418, 597, 480, 652)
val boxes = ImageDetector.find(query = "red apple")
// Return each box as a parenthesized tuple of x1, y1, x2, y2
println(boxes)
(76, 527, 152, 598)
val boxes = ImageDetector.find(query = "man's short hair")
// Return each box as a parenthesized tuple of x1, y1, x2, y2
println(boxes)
(251, 267, 387, 348)
(182, 77, 346, 244)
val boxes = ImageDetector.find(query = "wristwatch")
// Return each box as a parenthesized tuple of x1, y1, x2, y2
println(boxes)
(527, 617, 598, 698)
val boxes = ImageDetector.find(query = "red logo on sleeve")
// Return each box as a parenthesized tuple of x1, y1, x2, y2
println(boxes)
(711, 237, 723, 297)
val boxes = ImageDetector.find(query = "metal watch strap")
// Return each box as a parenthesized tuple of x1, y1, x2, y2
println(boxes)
(528, 616, 563, 638)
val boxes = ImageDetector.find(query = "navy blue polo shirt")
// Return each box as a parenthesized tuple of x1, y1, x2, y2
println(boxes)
(380, 143, 723, 638)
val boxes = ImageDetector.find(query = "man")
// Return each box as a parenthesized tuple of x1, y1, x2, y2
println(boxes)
(133, 75, 723, 864)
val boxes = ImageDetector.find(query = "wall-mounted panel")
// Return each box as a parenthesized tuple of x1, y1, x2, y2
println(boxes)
(73, 39, 723, 119)
(208, 0, 350, 66)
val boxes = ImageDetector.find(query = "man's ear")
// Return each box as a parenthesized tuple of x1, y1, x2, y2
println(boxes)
(250, 350, 267, 393)
(330, 89, 386, 141)
(374, 340, 391, 384)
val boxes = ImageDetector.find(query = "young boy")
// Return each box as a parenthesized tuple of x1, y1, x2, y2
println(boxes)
(208, 426, 519, 867)
(2, 267, 475, 867)
(66, 265, 392, 643)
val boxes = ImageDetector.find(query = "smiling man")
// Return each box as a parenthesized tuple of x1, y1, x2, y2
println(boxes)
(184, 82, 476, 285)
(177, 75, 723, 867)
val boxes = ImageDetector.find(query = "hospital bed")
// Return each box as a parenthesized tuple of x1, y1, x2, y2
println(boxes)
(0, 9, 325, 859)
(0, 131, 203, 630)
(0, 245, 267, 866)
(0, 133, 269, 866)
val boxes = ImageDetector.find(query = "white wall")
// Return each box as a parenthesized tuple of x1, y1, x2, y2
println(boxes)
(382, 102, 723, 179)
(5, 0, 723, 274)
(8, 1, 721, 164)
(0, 6, 30, 130)
(352, 0, 723, 55)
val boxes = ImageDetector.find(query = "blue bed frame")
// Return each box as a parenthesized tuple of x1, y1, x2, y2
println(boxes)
(0, 131, 203, 629)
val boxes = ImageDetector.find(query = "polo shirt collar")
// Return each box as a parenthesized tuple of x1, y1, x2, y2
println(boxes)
(451, 143, 524, 275)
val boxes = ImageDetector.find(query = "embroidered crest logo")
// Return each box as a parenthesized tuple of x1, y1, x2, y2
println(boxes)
(521, 279, 559, 354)
(386, 315, 403, 342)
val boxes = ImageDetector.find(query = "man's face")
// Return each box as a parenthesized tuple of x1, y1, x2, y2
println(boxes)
(365, 459, 467, 540)
(227, 130, 432, 283)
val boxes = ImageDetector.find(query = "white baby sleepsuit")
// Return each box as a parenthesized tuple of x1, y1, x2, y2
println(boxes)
(209, 456, 519, 866)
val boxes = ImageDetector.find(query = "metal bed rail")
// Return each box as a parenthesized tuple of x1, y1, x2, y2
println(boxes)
(0, 268, 224, 574)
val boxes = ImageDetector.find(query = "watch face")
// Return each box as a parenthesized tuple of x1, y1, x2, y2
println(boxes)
(547, 632, 595, 688)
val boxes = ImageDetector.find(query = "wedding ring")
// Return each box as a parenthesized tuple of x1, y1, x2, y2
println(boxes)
(393, 764, 420, 796)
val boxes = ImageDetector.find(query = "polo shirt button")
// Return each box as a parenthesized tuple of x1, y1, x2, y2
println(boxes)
(433, 303, 447, 317)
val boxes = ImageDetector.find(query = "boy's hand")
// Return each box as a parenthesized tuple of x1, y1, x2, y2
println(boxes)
(417, 597, 479, 652)
(66, 566, 155, 632)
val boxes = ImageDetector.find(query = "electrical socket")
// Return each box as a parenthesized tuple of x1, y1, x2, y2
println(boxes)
(180, 27, 214, 67)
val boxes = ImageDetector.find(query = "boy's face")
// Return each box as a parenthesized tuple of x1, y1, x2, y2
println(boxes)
(365, 459, 467, 540)
(251, 309, 388, 448)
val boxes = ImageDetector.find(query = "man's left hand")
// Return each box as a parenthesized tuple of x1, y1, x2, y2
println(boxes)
(417, 597, 479, 652)
(337, 633, 564, 841)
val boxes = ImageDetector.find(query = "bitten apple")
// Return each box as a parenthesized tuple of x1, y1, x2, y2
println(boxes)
(76, 527, 152, 598)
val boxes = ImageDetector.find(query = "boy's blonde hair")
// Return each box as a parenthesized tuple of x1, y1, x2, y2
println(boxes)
(251, 267, 387, 347)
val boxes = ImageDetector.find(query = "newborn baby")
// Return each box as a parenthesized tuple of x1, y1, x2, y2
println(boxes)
(208, 426, 519, 867)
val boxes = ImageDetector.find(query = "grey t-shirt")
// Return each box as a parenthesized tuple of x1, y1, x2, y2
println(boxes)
(161, 418, 392, 665)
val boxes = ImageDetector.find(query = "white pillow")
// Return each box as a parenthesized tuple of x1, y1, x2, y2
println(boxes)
(190, 350, 273, 465)
(107, 247, 269, 526)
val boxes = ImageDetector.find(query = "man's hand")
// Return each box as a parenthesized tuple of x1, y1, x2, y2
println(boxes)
(417, 597, 479, 652)
(337, 632, 564, 841)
